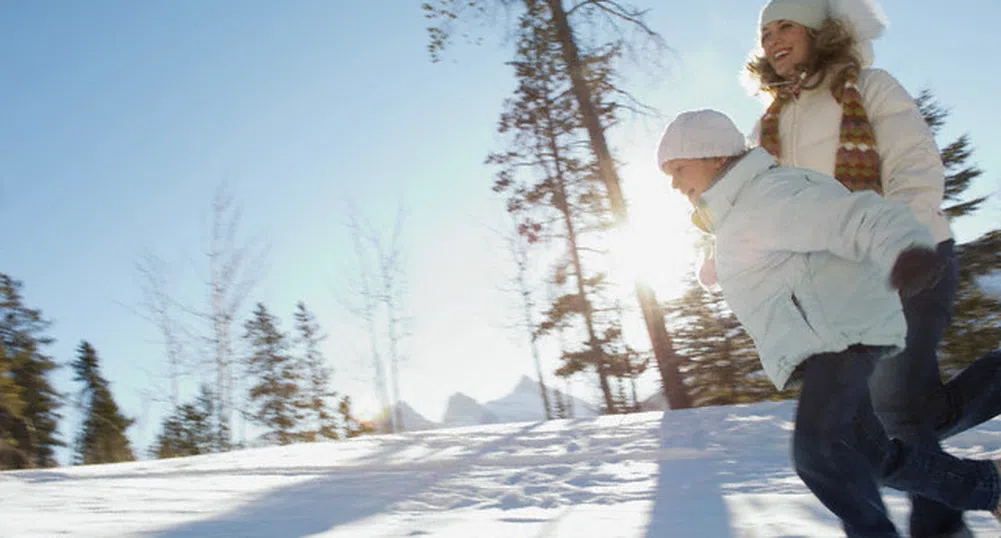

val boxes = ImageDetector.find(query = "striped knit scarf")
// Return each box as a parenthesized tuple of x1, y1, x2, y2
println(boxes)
(759, 69, 882, 194)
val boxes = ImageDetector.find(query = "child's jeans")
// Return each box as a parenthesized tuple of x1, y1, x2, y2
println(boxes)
(793, 345, 1000, 538)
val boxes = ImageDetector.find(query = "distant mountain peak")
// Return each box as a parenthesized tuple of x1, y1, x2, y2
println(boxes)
(442, 392, 498, 427)
(373, 401, 439, 433)
(513, 375, 540, 393)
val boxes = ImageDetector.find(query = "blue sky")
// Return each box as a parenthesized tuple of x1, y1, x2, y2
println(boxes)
(2, 0, 998, 462)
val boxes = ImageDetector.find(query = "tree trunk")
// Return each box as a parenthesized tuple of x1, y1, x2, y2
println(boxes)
(348, 211, 394, 432)
(553, 168, 617, 413)
(546, 0, 691, 409)
(512, 222, 553, 420)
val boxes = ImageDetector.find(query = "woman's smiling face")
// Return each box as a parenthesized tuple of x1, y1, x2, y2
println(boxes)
(761, 19, 812, 79)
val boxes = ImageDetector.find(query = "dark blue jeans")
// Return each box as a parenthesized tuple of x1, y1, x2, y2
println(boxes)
(868, 239, 1001, 536)
(794, 346, 1000, 538)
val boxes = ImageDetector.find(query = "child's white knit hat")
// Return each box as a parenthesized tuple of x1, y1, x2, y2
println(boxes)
(657, 109, 747, 169)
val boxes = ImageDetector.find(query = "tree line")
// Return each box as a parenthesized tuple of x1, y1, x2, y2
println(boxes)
(0, 271, 375, 470)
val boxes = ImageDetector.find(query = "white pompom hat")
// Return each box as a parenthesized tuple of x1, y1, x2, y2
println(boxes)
(759, 0, 827, 31)
(656, 110, 747, 170)
(757, 0, 889, 66)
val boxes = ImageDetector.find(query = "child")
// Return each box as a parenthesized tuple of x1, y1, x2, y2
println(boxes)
(656, 109, 1001, 537)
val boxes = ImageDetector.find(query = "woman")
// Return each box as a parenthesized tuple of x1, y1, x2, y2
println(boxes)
(743, 0, 1001, 536)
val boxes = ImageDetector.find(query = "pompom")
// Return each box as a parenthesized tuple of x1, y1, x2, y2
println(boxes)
(829, 0, 889, 41)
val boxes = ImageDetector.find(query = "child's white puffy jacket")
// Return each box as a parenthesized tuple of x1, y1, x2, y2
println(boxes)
(693, 148, 935, 389)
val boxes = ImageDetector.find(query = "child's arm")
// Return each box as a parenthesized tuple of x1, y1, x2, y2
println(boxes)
(751, 173, 936, 276)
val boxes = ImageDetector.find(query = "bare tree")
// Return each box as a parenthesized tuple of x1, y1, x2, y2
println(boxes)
(197, 183, 267, 449)
(133, 252, 190, 409)
(505, 216, 552, 420)
(345, 207, 393, 432)
(374, 205, 411, 433)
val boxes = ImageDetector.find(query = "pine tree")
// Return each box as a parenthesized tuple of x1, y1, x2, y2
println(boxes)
(243, 303, 303, 445)
(664, 277, 789, 407)
(152, 384, 217, 459)
(425, 0, 692, 410)
(71, 341, 135, 465)
(0, 344, 22, 415)
(0, 274, 63, 467)
(941, 229, 1001, 377)
(1, 343, 32, 469)
(489, 2, 642, 414)
(915, 91, 1001, 376)
(915, 91, 988, 219)
(551, 387, 568, 419)
(338, 395, 374, 439)
(293, 301, 341, 442)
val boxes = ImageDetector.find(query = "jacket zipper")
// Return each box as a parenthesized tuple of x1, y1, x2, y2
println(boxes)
(791, 293, 819, 335)
(788, 98, 799, 164)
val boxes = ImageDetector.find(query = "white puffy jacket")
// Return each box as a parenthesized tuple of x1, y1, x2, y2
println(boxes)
(751, 68, 953, 243)
(693, 148, 935, 389)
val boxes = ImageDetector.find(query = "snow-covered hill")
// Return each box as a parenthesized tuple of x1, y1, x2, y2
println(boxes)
(5, 399, 1001, 537)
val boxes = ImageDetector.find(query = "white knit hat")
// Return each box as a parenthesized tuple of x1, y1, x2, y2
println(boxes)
(757, 0, 889, 67)
(657, 109, 747, 169)
(759, 0, 828, 30)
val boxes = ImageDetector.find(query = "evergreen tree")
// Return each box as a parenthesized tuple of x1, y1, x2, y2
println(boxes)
(664, 277, 791, 406)
(942, 229, 1001, 377)
(152, 384, 217, 459)
(293, 301, 341, 441)
(915, 91, 1001, 375)
(0, 274, 63, 467)
(71, 341, 136, 465)
(489, 2, 643, 413)
(338, 395, 374, 439)
(243, 303, 303, 445)
(551, 387, 568, 419)
(425, 0, 692, 410)
(1, 343, 32, 469)
(0, 344, 22, 415)
(915, 91, 988, 219)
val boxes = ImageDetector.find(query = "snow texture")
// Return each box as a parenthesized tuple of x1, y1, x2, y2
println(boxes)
(4, 399, 1001, 537)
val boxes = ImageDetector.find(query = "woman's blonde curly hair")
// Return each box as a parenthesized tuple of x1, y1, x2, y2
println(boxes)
(746, 18, 864, 100)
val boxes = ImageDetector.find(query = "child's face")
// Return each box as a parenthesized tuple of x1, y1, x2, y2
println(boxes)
(663, 158, 724, 205)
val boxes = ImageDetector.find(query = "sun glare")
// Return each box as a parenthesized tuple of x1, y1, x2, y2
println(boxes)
(606, 163, 701, 303)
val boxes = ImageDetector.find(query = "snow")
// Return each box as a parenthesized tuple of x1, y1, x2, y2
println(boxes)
(4, 400, 1001, 537)
(978, 270, 1001, 299)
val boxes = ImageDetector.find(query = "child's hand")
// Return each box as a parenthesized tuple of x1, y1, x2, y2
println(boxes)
(890, 247, 945, 298)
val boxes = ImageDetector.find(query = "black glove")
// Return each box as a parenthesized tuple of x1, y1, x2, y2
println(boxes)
(890, 247, 945, 298)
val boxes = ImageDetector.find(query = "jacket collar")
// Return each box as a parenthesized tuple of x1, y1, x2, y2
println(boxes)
(691, 147, 777, 234)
